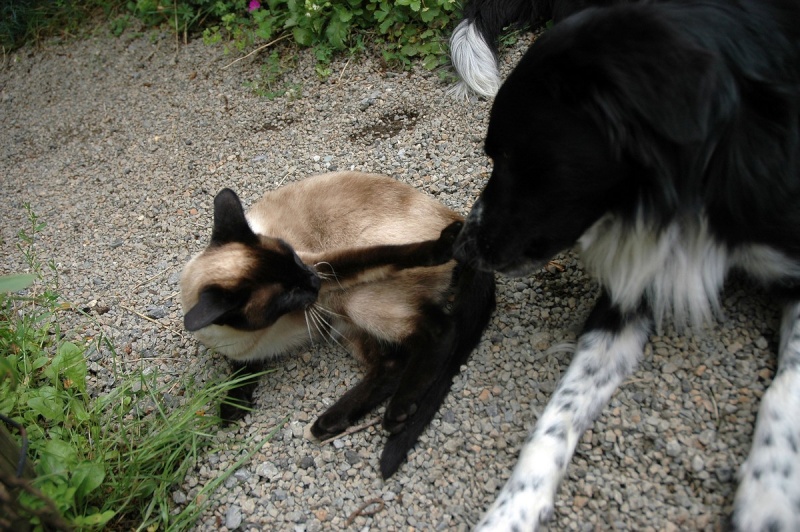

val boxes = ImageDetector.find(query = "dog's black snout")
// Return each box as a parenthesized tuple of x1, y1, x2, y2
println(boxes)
(453, 225, 475, 264)
(454, 200, 484, 264)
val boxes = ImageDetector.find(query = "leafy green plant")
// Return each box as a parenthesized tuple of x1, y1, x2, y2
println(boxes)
(204, 0, 458, 75)
(4, 0, 460, 88)
(1, 0, 125, 52)
(0, 274, 36, 294)
(244, 49, 304, 99)
(0, 206, 280, 530)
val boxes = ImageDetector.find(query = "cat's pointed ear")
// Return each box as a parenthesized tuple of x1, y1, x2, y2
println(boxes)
(184, 288, 240, 331)
(211, 189, 258, 246)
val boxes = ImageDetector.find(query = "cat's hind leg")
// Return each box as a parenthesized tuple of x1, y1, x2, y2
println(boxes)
(220, 360, 266, 423)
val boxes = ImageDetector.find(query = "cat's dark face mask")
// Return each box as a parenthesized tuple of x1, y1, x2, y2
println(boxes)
(183, 242, 321, 333)
(183, 188, 322, 332)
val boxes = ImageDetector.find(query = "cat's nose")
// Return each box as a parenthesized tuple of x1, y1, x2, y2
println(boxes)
(309, 274, 321, 291)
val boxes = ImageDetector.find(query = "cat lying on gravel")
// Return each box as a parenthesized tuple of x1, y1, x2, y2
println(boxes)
(180, 171, 495, 477)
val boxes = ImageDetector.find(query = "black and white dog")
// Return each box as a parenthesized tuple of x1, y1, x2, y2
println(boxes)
(454, 0, 800, 530)
(449, 0, 634, 98)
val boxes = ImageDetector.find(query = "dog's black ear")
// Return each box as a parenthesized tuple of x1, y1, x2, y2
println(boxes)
(184, 288, 241, 331)
(211, 189, 258, 246)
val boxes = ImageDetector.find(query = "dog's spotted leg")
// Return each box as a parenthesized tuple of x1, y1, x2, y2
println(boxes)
(733, 301, 800, 532)
(476, 293, 651, 531)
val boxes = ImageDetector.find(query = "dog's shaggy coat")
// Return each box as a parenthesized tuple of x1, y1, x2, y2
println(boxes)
(454, 0, 800, 530)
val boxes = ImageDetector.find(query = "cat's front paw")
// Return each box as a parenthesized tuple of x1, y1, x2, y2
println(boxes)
(440, 220, 464, 243)
(311, 411, 349, 440)
(426, 221, 463, 265)
(383, 401, 418, 434)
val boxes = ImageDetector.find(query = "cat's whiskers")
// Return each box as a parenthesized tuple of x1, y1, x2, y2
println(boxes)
(313, 261, 344, 289)
(303, 308, 316, 345)
(309, 304, 348, 351)
(309, 307, 337, 347)
(312, 304, 346, 319)
(314, 269, 334, 281)
(306, 306, 331, 345)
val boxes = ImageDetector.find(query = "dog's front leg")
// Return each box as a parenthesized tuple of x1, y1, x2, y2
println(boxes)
(476, 293, 651, 531)
(733, 301, 800, 532)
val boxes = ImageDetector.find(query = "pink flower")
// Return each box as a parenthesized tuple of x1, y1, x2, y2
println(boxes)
(248, 0, 261, 11)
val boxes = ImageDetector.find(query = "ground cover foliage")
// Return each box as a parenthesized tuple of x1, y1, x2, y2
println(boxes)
(0, 208, 279, 530)
(1, 0, 463, 72)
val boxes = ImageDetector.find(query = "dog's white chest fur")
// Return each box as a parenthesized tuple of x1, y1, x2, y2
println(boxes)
(579, 213, 728, 327)
(579, 213, 800, 329)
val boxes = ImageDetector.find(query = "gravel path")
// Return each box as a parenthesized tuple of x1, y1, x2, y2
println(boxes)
(0, 29, 777, 531)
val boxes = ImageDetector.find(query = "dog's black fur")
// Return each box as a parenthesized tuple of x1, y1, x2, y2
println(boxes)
(455, 0, 800, 529)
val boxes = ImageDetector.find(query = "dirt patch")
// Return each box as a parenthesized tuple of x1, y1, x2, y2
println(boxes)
(348, 108, 419, 142)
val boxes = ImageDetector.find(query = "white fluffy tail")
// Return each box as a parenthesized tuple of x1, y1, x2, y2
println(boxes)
(448, 20, 502, 99)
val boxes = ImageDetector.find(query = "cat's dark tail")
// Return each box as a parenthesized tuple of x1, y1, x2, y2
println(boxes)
(379, 264, 496, 478)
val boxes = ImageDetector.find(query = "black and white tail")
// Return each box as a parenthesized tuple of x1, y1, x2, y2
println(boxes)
(379, 265, 496, 478)
(449, 0, 545, 98)
(448, 0, 633, 98)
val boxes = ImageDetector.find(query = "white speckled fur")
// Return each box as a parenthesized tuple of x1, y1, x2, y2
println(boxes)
(476, 319, 650, 531)
(733, 302, 800, 532)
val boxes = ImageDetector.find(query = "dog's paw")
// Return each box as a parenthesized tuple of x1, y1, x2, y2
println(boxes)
(476, 435, 566, 531)
(733, 443, 800, 531)
(475, 476, 555, 532)
(732, 365, 800, 532)
(732, 482, 800, 532)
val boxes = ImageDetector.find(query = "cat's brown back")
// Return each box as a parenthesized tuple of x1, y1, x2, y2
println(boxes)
(245, 172, 462, 253)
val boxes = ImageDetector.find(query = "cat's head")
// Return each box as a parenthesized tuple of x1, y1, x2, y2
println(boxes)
(180, 188, 321, 335)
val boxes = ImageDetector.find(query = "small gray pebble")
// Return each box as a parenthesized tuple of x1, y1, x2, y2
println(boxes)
(344, 450, 361, 465)
(233, 468, 251, 481)
(666, 440, 682, 457)
(256, 461, 279, 479)
(298, 455, 316, 469)
(145, 306, 166, 319)
(440, 422, 457, 435)
(225, 505, 242, 530)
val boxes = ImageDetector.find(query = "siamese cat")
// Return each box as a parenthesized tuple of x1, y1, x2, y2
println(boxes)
(180, 171, 495, 478)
